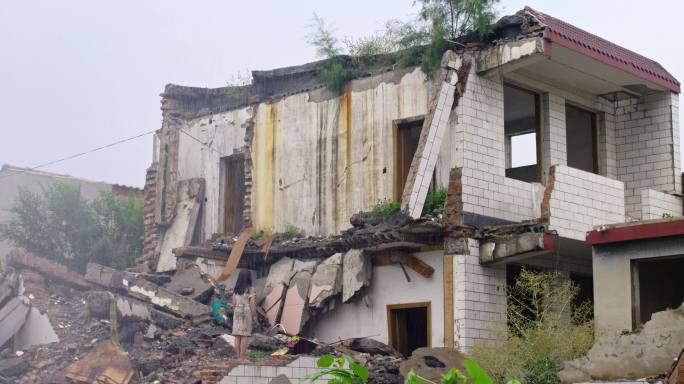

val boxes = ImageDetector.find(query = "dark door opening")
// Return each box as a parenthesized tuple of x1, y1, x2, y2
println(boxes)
(393, 117, 424, 202)
(387, 302, 430, 356)
(632, 256, 684, 326)
(222, 153, 245, 235)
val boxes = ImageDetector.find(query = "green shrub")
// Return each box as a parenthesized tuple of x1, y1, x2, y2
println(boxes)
(320, 57, 355, 94)
(422, 188, 447, 216)
(277, 224, 305, 240)
(470, 270, 594, 384)
(304, 354, 368, 384)
(0, 183, 143, 272)
(373, 199, 401, 215)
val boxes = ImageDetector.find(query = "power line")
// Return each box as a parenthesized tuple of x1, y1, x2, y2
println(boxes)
(0, 129, 157, 181)
(179, 128, 224, 156)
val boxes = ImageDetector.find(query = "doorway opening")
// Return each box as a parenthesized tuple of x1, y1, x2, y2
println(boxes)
(222, 153, 245, 235)
(393, 116, 424, 202)
(387, 302, 431, 356)
(632, 255, 684, 327)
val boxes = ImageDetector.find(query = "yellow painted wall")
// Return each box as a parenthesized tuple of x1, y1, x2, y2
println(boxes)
(249, 68, 431, 235)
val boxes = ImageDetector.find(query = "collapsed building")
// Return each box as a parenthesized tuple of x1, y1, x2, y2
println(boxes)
(137, 6, 682, 358)
(3, 6, 683, 384)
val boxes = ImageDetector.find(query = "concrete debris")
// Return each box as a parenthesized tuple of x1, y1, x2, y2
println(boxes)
(14, 307, 60, 350)
(261, 257, 294, 326)
(6, 249, 95, 290)
(280, 269, 313, 335)
(558, 301, 684, 383)
(308, 253, 342, 310)
(399, 347, 466, 382)
(248, 333, 286, 351)
(0, 296, 31, 347)
(343, 337, 401, 357)
(156, 177, 205, 273)
(164, 266, 214, 302)
(85, 262, 127, 291)
(0, 267, 21, 306)
(124, 275, 210, 322)
(342, 249, 371, 303)
(0, 357, 30, 381)
(64, 340, 134, 384)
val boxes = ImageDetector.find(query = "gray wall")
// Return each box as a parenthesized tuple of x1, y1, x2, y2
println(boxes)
(593, 235, 684, 334)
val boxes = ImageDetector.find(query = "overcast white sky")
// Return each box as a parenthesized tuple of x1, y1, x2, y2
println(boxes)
(1, 0, 682, 187)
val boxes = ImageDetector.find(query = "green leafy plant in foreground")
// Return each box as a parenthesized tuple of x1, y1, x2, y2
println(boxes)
(304, 355, 519, 384)
(304, 354, 368, 384)
(406, 358, 520, 384)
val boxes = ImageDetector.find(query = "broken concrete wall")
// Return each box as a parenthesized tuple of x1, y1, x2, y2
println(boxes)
(558, 302, 684, 383)
(341, 249, 371, 303)
(156, 178, 205, 272)
(304, 250, 445, 347)
(640, 188, 683, 220)
(14, 307, 59, 349)
(543, 165, 625, 241)
(309, 253, 342, 310)
(261, 257, 295, 326)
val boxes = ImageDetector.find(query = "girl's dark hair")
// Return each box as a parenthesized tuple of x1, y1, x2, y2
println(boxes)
(234, 270, 253, 295)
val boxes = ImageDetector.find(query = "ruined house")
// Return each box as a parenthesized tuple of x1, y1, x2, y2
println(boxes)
(141, 7, 682, 354)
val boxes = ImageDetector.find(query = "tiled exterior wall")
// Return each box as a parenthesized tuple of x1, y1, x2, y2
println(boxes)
(221, 357, 326, 384)
(448, 68, 541, 223)
(542, 92, 567, 180)
(547, 165, 625, 240)
(453, 240, 507, 351)
(615, 92, 681, 219)
(640, 189, 683, 220)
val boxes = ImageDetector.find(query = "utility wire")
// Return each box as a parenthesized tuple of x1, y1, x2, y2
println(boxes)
(178, 128, 223, 156)
(0, 129, 157, 181)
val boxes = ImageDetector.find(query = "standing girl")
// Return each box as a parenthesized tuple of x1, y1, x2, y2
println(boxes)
(232, 270, 257, 361)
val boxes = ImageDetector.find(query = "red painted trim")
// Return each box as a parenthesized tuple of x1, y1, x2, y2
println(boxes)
(543, 38, 552, 58)
(546, 31, 680, 93)
(586, 220, 684, 245)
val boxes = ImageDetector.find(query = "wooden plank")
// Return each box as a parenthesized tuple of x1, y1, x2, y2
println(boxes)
(443, 255, 454, 348)
(217, 227, 253, 281)
(372, 251, 435, 278)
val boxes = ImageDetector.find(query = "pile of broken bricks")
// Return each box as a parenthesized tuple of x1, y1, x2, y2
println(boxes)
(0, 249, 410, 384)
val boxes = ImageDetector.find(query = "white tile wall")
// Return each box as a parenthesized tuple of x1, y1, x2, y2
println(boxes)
(453, 240, 507, 351)
(548, 165, 625, 240)
(221, 357, 327, 384)
(640, 189, 683, 220)
(615, 92, 681, 219)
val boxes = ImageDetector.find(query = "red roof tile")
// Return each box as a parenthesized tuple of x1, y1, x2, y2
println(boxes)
(526, 7, 680, 93)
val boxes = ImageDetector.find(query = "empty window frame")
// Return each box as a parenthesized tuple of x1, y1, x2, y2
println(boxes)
(566, 104, 598, 174)
(393, 117, 425, 202)
(504, 84, 541, 183)
(387, 302, 431, 357)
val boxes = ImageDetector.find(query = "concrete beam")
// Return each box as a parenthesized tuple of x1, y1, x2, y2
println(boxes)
(476, 37, 545, 76)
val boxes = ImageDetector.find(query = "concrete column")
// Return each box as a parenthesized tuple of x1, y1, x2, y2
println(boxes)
(542, 93, 567, 183)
